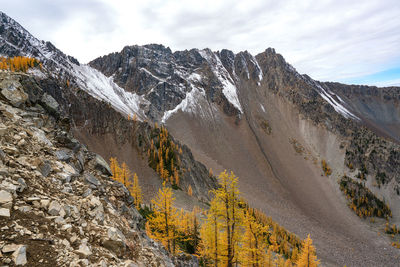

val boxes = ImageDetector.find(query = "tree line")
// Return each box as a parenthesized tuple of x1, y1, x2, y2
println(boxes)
(0, 56, 41, 72)
(146, 170, 320, 267)
(108, 155, 319, 266)
(110, 157, 142, 207)
(147, 124, 183, 188)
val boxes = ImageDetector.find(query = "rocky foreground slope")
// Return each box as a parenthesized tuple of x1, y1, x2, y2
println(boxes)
(0, 72, 198, 266)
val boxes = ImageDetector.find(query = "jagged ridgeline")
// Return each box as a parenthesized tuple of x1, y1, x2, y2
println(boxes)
(2, 9, 400, 266)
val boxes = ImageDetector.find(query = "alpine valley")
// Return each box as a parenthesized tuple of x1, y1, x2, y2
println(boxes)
(0, 11, 399, 267)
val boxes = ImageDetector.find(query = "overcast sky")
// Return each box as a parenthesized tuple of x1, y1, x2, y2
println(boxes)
(2, 0, 400, 86)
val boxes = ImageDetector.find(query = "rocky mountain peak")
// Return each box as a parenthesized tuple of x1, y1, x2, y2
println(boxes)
(0, 12, 78, 68)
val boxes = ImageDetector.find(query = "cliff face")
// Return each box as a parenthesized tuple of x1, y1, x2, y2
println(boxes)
(89, 45, 243, 121)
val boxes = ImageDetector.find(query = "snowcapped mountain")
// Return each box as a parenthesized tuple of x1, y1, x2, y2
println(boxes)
(1, 10, 400, 266)
(0, 11, 149, 120)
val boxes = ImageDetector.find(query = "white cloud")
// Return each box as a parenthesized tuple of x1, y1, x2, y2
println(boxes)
(2, 0, 400, 83)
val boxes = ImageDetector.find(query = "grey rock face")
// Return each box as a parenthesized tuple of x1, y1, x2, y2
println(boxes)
(89, 45, 244, 120)
(0, 11, 79, 72)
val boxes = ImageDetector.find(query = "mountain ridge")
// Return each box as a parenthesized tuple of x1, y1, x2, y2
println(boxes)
(1, 11, 400, 266)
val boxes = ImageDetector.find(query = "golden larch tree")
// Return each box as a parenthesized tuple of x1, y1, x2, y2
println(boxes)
(296, 234, 320, 267)
(241, 211, 269, 267)
(199, 197, 222, 267)
(110, 157, 122, 183)
(200, 170, 244, 267)
(127, 173, 142, 207)
(188, 185, 193, 197)
(146, 182, 179, 254)
(121, 162, 130, 186)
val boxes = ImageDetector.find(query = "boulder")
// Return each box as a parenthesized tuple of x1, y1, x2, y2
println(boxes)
(40, 199, 50, 208)
(54, 149, 72, 162)
(84, 173, 101, 187)
(107, 227, 126, 242)
(0, 181, 17, 195)
(38, 160, 52, 177)
(76, 241, 92, 257)
(102, 240, 125, 258)
(89, 196, 101, 207)
(40, 93, 60, 116)
(0, 207, 10, 217)
(0, 78, 28, 108)
(18, 206, 32, 213)
(0, 190, 13, 207)
(2, 243, 19, 253)
(48, 200, 62, 216)
(32, 129, 53, 146)
(94, 154, 112, 176)
(0, 165, 9, 177)
(12, 245, 27, 266)
(0, 125, 7, 136)
(17, 178, 27, 192)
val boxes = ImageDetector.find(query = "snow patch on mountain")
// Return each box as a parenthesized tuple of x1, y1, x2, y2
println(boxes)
(250, 55, 263, 82)
(239, 54, 250, 80)
(140, 67, 167, 83)
(198, 49, 243, 113)
(72, 65, 148, 120)
(188, 73, 202, 82)
(161, 85, 207, 123)
(315, 82, 359, 120)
